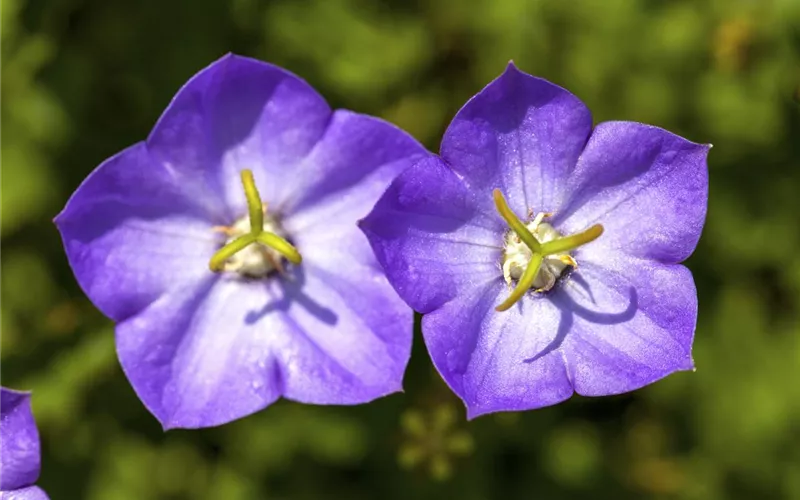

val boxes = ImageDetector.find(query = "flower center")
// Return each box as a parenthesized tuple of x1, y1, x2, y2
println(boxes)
(217, 211, 289, 278)
(502, 216, 574, 292)
(492, 189, 603, 312)
(208, 170, 302, 278)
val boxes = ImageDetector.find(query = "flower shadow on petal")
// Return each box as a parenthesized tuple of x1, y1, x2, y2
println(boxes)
(522, 276, 638, 365)
(243, 265, 338, 326)
(566, 273, 638, 325)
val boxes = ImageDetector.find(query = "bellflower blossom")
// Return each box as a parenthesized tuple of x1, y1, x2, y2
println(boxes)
(55, 54, 428, 429)
(1, 388, 48, 499)
(360, 63, 709, 418)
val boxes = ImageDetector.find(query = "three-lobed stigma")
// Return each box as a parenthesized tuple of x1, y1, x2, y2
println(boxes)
(493, 189, 603, 312)
(208, 170, 302, 277)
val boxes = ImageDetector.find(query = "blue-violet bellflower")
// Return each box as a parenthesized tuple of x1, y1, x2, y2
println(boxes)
(360, 63, 710, 418)
(56, 54, 429, 429)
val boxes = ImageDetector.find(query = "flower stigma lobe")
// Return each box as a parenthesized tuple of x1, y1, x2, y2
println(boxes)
(493, 189, 603, 312)
(208, 170, 302, 278)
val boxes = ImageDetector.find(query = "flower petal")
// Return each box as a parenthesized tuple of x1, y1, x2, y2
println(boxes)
(116, 277, 281, 429)
(55, 143, 219, 323)
(557, 121, 710, 263)
(280, 110, 428, 230)
(2, 486, 49, 500)
(0, 389, 40, 491)
(359, 156, 504, 314)
(276, 263, 411, 405)
(560, 255, 697, 396)
(440, 63, 592, 215)
(147, 54, 333, 217)
(422, 281, 574, 418)
(277, 172, 416, 404)
(117, 266, 410, 429)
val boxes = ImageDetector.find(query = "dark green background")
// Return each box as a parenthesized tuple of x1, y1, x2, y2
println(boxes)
(3, 0, 800, 498)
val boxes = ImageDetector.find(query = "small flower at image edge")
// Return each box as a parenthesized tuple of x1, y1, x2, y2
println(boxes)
(360, 62, 709, 418)
(1, 388, 49, 499)
(55, 54, 429, 429)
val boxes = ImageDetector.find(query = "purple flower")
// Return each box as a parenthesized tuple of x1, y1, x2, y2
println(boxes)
(360, 63, 709, 418)
(55, 54, 428, 429)
(1, 388, 48, 500)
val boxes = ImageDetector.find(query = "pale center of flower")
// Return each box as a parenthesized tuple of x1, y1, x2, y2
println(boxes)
(492, 189, 602, 311)
(220, 212, 287, 278)
(501, 214, 574, 293)
(207, 170, 302, 278)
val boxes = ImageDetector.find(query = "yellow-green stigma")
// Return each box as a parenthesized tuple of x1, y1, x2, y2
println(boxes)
(208, 170, 301, 278)
(493, 189, 603, 312)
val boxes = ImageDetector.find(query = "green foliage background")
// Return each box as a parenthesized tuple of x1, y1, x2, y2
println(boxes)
(3, 0, 800, 498)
